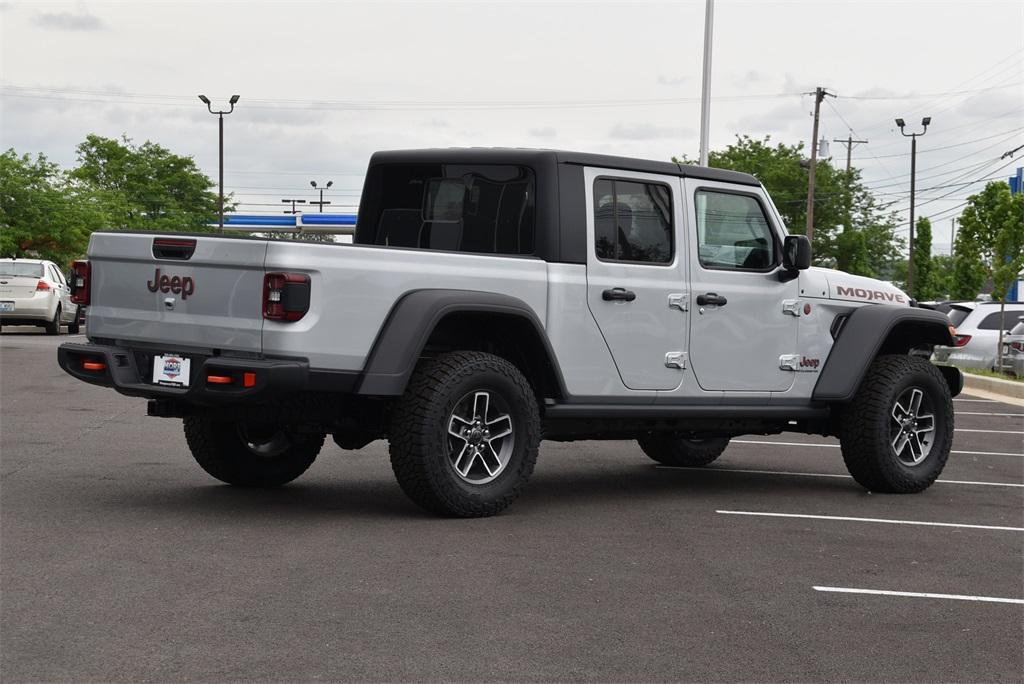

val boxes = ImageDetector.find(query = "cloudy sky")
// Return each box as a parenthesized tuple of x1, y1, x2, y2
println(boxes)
(2, 0, 1022, 252)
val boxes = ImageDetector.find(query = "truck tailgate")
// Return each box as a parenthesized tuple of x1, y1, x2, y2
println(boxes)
(86, 233, 267, 353)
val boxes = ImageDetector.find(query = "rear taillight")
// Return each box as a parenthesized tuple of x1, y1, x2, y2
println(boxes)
(36, 280, 51, 291)
(953, 334, 972, 348)
(70, 260, 90, 305)
(263, 272, 310, 322)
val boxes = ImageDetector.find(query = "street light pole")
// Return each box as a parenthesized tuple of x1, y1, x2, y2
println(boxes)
(896, 116, 931, 296)
(281, 198, 306, 215)
(698, 0, 715, 167)
(198, 94, 240, 232)
(309, 180, 334, 213)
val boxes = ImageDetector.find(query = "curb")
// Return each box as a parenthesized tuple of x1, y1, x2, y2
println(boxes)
(961, 372, 1024, 406)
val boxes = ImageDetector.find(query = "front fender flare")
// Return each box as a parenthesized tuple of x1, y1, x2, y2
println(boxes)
(813, 305, 955, 402)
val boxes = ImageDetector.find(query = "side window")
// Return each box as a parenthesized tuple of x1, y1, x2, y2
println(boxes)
(593, 179, 673, 264)
(978, 311, 1018, 330)
(49, 265, 64, 284)
(370, 164, 535, 255)
(694, 190, 776, 270)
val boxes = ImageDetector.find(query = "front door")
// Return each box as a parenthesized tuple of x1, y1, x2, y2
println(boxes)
(683, 180, 798, 392)
(585, 167, 686, 391)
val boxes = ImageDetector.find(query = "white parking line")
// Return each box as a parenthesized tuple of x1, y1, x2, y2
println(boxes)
(812, 586, 1024, 605)
(655, 465, 1024, 488)
(716, 510, 1024, 532)
(955, 398, 996, 403)
(731, 439, 1023, 457)
(957, 411, 1024, 417)
(957, 428, 1024, 434)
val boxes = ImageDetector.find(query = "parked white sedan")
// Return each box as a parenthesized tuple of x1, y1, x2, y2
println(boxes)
(0, 259, 80, 334)
(944, 301, 1024, 370)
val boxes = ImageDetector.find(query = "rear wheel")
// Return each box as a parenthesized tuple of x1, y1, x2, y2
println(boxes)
(183, 418, 324, 487)
(840, 355, 953, 493)
(638, 434, 730, 467)
(44, 305, 61, 335)
(388, 351, 540, 517)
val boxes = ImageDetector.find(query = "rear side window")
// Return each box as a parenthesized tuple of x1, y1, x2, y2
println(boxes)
(977, 310, 1023, 330)
(694, 190, 776, 270)
(366, 164, 535, 255)
(593, 178, 673, 264)
(947, 307, 972, 327)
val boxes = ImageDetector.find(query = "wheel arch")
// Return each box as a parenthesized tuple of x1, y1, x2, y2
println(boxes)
(814, 305, 959, 402)
(356, 289, 567, 399)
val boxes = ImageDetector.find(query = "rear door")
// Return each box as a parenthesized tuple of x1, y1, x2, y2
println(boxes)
(86, 233, 268, 353)
(683, 179, 798, 392)
(584, 167, 686, 391)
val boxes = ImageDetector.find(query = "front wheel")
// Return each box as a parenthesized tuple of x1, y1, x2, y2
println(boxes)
(183, 418, 324, 487)
(637, 434, 730, 467)
(67, 306, 81, 335)
(840, 355, 953, 493)
(388, 351, 540, 517)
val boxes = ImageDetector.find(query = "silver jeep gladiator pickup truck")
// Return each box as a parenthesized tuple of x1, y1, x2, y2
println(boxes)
(59, 148, 962, 517)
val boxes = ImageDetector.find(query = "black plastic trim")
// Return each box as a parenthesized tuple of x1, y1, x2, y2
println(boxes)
(812, 305, 956, 402)
(357, 289, 567, 397)
(544, 403, 830, 419)
(56, 342, 362, 403)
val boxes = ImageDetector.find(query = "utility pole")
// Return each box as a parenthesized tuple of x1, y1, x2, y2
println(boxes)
(281, 198, 306, 215)
(896, 116, 931, 295)
(950, 217, 957, 255)
(832, 134, 868, 231)
(805, 87, 835, 244)
(198, 95, 240, 232)
(698, 0, 715, 166)
(832, 134, 868, 174)
(309, 180, 333, 213)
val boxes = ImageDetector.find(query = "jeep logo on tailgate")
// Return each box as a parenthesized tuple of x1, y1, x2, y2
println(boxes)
(147, 268, 195, 299)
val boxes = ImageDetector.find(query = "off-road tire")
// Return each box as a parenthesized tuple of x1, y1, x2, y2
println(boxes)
(67, 306, 81, 335)
(388, 351, 541, 517)
(44, 306, 61, 335)
(840, 355, 953, 493)
(638, 434, 730, 467)
(183, 417, 324, 487)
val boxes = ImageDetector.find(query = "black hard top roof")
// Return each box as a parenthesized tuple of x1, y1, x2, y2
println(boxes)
(369, 148, 761, 187)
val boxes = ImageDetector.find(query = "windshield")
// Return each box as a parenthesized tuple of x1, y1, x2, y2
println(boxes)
(0, 261, 44, 278)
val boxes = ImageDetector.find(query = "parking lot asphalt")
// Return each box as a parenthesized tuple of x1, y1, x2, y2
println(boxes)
(2, 328, 1022, 682)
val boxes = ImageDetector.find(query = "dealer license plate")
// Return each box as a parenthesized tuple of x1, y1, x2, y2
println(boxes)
(153, 354, 191, 387)
(0, 302, 13, 312)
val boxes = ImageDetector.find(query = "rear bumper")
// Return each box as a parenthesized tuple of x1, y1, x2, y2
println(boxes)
(57, 342, 331, 404)
(0, 296, 57, 323)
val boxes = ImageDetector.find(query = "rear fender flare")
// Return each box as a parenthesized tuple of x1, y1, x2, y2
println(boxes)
(813, 305, 957, 402)
(356, 289, 566, 397)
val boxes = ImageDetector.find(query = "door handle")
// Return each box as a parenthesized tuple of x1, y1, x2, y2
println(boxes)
(602, 288, 637, 302)
(696, 292, 727, 307)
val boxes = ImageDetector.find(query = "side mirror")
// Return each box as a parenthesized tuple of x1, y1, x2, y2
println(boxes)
(782, 235, 812, 271)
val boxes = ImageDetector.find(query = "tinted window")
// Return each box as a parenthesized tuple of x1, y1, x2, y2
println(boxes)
(947, 308, 972, 327)
(0, 261, 43, 278)
(593, 179, 673, 263)
(694, 190, 775, 270)
(978, 311, 1022, 330)
(367, 164, 535, 255)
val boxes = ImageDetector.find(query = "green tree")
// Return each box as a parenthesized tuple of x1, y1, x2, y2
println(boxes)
(955, 181, 1024, 368)
(0, 150, 108, 265)
(676, 135, 902, 274)
(910, 216, 938, 300)
(70, 134, 222, 231)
